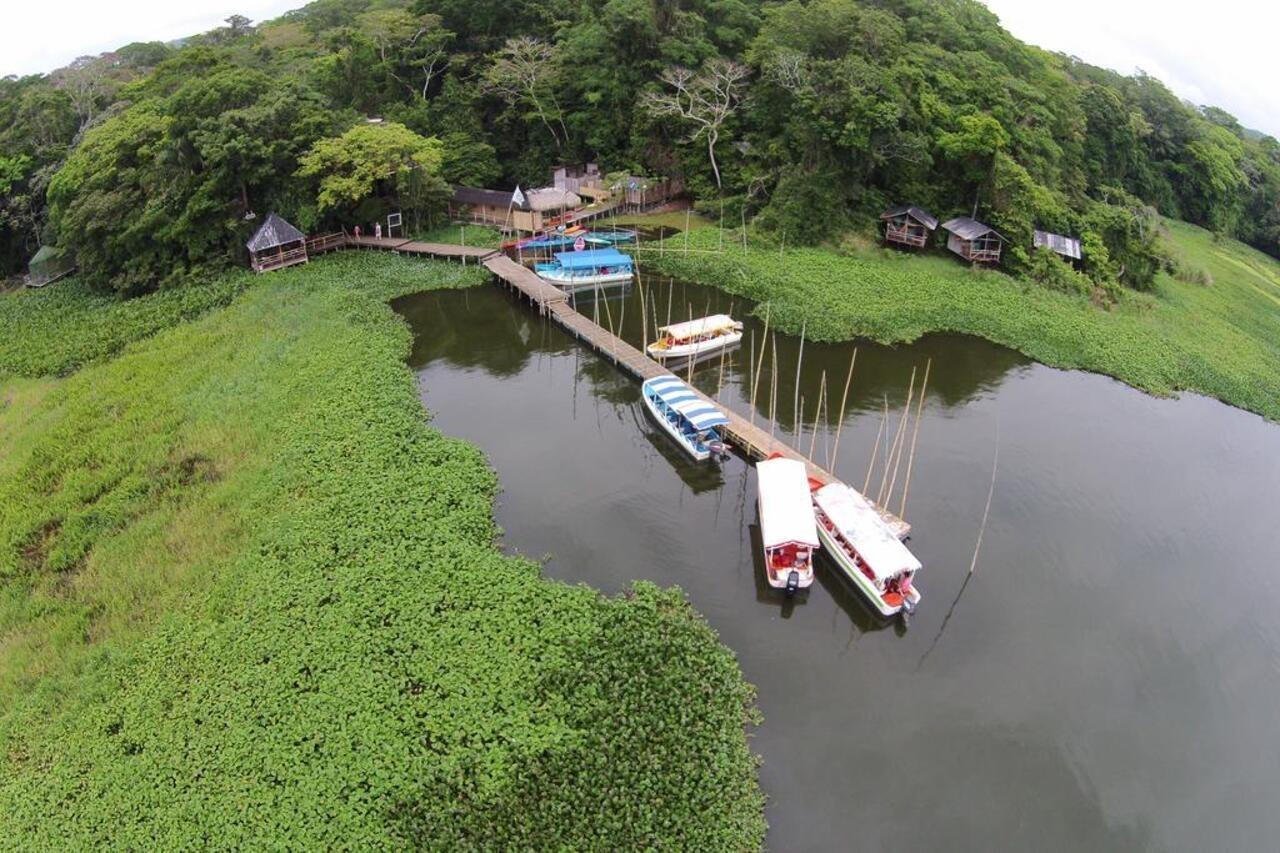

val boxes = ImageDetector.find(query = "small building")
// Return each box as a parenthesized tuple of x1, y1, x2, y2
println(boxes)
(552, 163, 608, 201)
(246, 212, 308, 273)
(940, 217, 1007, 264)
(879, 205, 938, 249)
(25, 244, 75, 288)
(613, 175, 685, 212)
(1033, 229, 1083, 261)
(448, 186, 583, 234)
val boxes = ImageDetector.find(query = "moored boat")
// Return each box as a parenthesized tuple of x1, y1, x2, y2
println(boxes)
(535, 248, 634, 290)
(640, 375, 730, 462)
(812, 482, 922, 616)
(585, 228, 637, 245)
(756, 456, 819, 595)
(646, 314, 744, 364)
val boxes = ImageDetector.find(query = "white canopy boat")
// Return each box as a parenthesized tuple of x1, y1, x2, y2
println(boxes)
(756, 456, 820, 595)
(640, 375, 730, 462)
(812, 482, 922, 617)
(535, 248, 634, 290)
(646, 314, 744, 364)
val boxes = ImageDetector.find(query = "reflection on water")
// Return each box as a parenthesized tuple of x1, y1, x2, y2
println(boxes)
(393, 281, 1280, 852)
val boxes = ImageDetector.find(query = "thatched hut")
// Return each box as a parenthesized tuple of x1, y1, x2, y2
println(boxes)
(941, 217, 1007, 264)
(880, 205, 938, 249)
(246, 213, 308, 273)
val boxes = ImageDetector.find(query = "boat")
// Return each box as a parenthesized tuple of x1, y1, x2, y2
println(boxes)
(756, 456, 820, 595)
(811, 482, 922, 617)
(640, 375, 730, 462)
(585, 228, 637, 245)
(535, 248, 634, 290)
(646, 314, 744, 364)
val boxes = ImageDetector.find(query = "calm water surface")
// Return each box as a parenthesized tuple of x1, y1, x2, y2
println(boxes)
(393, 278, 1280, 852)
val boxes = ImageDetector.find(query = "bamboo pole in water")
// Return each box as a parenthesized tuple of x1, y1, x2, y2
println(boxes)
(969, 422, 1001, 574)
(796, 395, 806, 453)
(638, 277, 648, 354)
(883, 367, 917, 508)
(685, 208, 690, 254)
(748, 304, 771, 425)
(864, 395, 888, 495)
(686, 304, 695, 384)
(666, 278, 673, 329)
(877, 373, 913, 505)
(769, 335, 779, 442)
(808, 370, 826, 461)
(716, 336, 728, 400)
(829, 348, 858, 474)
(792, 320, 807, 433)
(899, 358, 931, 518)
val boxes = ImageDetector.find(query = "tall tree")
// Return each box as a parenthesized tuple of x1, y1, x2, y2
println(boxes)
(641, 58, 749, 190)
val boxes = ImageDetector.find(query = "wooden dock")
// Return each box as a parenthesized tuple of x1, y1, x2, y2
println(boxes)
(337, 234, 910, 537)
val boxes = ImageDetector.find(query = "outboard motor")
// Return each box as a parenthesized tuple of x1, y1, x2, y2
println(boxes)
(785, 569, 800, 597)
(898, 594, 915, 627)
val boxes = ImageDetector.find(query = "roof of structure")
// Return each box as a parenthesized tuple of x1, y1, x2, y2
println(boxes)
(552, 248, 632, 270)
(756, 458, 820, 549)
(452, 186, 529, 210)
(658, 314, 738, 339)
(1034, 229, 1083, 260)
(814, 483, 922, 581)
(526, 187, 582, 211)
(644, 376, 730, 431)
(880, 204, 939, 231)
(941, 216, 1007, 243)
(245, 213, 305, 252)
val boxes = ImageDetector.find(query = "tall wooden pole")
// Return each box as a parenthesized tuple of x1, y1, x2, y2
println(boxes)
(792, 320, 807, 433)
(829, 348, 858, 474)
(716, 336, 728, 400)
(769, 334, 779, 442)
(883, 367, 917, 508)
(864, 395, 888, 495)
(686, 304, 695, 384)
(748, 304, 771, 425)
(899, 358, 932, 518)
(808, 370, 826, 461)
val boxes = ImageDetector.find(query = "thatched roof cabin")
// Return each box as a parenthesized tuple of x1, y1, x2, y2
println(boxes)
(1033, 229, 1083, 260)
(880, 205, 939, 249)
(941, 217, 1007, 264)
(246, 213, 308, 273)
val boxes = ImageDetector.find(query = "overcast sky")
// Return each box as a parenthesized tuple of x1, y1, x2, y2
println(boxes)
(2, 0, 1277, 138)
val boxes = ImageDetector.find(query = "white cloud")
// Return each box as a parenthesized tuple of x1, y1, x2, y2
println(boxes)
(982, 0, 1280, 137)
(2, 0, 300, 77)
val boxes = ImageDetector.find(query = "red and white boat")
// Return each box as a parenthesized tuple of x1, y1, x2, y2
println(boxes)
(812, 482, 922, 616)
(756, 457, 820, 595)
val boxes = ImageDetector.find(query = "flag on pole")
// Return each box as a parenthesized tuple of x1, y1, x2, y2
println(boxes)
(511, 185, 526, 207)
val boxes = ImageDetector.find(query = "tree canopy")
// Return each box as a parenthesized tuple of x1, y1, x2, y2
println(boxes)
(3, 0, 1279, 291)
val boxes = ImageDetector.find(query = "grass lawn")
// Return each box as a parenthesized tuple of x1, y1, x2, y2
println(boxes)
(639, 216, 1280, 421)
(0, 252, 764, 848)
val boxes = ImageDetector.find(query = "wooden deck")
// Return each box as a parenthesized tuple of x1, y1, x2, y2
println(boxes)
(332, 232, 910, 537)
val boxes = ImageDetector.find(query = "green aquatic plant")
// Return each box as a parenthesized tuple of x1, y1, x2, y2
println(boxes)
(0, 251, 765, 848)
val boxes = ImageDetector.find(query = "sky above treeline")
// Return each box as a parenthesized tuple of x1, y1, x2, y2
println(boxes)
(2, 0, 1277, 138)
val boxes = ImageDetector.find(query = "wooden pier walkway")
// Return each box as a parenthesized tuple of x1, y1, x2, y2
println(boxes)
(336, 233, 910, 537)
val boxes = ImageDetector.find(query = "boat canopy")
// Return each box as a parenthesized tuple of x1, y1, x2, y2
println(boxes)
(757, 458, 820, 549)
(658, 314, 737, 339)
(552, 248, 632, 270)
(645, 376, 730, 430)
(814, 483, 921, 581)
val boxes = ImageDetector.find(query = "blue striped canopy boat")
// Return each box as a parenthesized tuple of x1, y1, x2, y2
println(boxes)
(640, 375, 730, 462)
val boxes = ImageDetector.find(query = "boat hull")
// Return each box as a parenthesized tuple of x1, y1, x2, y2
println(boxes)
(815, 520, 921, 616)
(537, 270, 634, 290)
(641, 386, 711, 462)
(647, 331, 744, 362)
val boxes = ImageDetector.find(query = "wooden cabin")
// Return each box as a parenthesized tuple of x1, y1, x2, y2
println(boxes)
(1033, 229, 1083, 262)
(246, 213, 308, 273)
(551, 163, 609, 202)
(880, 205, 938, 249)
(448, 186, 583, 234)
(941, 217, 1007, 264)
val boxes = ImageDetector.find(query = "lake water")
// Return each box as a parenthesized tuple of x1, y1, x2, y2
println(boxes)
(393, 277, 1280, 852)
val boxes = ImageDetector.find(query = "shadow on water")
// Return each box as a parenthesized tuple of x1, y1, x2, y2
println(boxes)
(394, 279, 1280, 852)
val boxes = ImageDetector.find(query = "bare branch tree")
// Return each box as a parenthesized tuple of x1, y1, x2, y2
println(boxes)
(641, 59, 749, 190)
(483, 37, 568, 149)
(51, 54, 121, 134)
(359, 10, 450, 101)
(764, 49, 808, 95)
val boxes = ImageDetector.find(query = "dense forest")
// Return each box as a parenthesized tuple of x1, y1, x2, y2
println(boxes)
(2, 0, 1279, 295)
